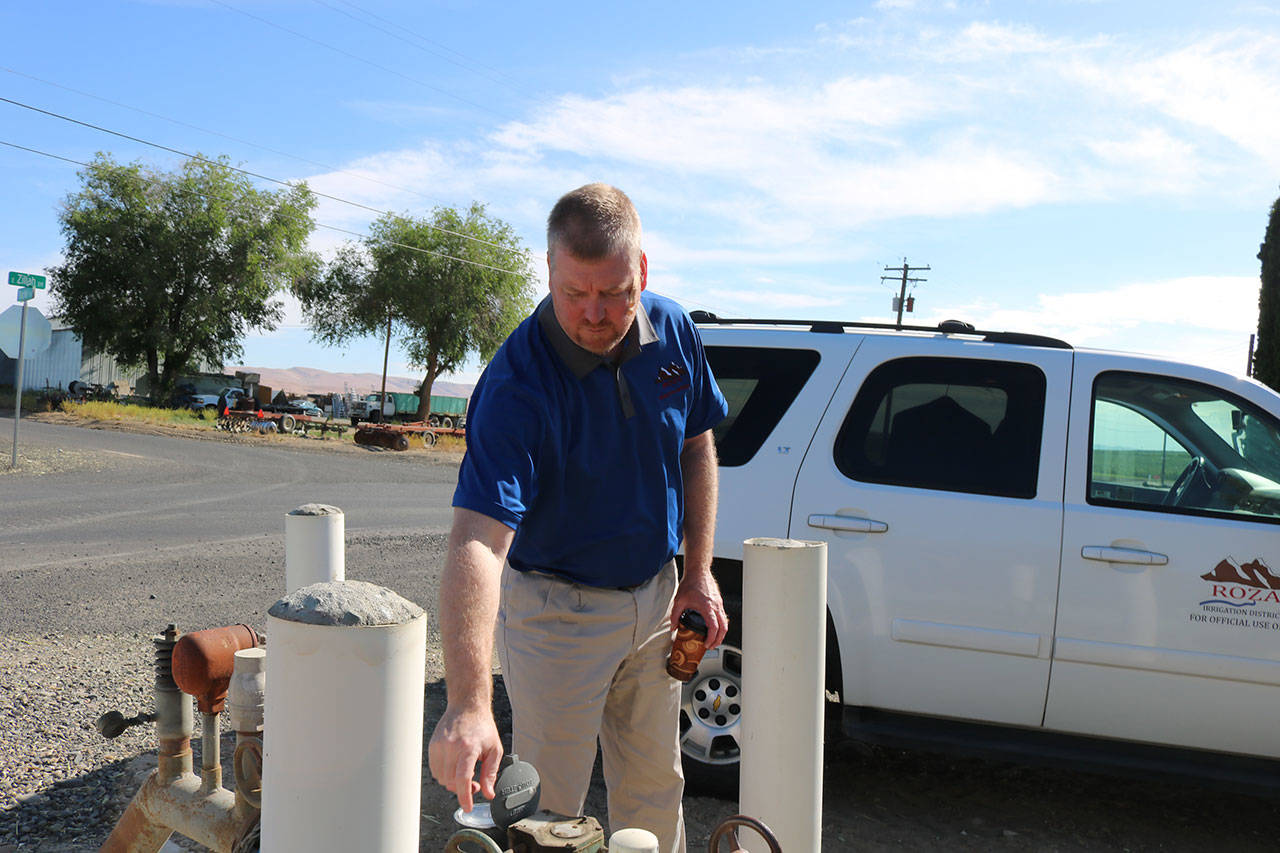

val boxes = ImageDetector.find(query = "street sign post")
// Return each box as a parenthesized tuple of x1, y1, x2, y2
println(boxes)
(8, 271, 46, 289)
(0, 303, 52, 469)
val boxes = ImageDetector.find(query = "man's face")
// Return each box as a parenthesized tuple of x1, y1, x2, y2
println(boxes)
(548, 246, 647, 358)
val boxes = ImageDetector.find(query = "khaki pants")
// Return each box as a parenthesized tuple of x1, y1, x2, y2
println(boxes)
(497, 561, 686, 853)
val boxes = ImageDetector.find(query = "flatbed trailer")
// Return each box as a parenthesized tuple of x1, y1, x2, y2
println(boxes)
(352, 421, 462, 451)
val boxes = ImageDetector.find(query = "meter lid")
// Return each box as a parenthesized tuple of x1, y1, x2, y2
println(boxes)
(491, 753, 541, 829)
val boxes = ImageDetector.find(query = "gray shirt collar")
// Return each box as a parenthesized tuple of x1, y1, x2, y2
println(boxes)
(537, 295, 658, 379)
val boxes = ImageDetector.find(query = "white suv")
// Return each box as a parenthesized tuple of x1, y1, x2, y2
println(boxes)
(681, 314, 1280, 793)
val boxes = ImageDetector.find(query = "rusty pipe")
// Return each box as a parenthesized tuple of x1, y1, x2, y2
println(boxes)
(172, 624, 260, 714)
(100, 626, 259, 853)
(101, 771, 245, 853)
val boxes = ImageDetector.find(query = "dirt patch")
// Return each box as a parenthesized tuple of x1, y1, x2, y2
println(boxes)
(26, 411, 466, 461)
(0, 444, 123, 476)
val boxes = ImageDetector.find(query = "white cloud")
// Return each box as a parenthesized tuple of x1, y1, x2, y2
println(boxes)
(936, 275, 1261, 373)
(1066, 31, 1280, 171)
(303, 22, 1277, 261)
(280, 14, 1278, 377)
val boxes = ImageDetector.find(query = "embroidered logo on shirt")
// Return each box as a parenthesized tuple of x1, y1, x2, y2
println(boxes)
(655, 362, 691, 400)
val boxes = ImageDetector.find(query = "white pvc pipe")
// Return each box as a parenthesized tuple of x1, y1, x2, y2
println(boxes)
(261, 580, 427, 853)
(609, 827, 659, 852)
(739, 537, 827, 853)
(228, 647, 266, 734)
(285, 504, 344, 594)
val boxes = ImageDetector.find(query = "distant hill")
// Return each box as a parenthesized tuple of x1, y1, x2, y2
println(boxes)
(228, 365, 474, 399)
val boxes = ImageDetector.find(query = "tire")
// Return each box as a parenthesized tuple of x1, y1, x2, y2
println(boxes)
(428, 415, 439, 427)
(441, 417, 454, 430)
(368, 410, 382, 424)
(679, 641, 744, 799)
(679, 597, 743, 799)
(280, 414, 296, 432)
(350, 416, 360, 428)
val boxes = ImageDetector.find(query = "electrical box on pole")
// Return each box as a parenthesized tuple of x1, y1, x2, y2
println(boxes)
(882, 260, 929, 329)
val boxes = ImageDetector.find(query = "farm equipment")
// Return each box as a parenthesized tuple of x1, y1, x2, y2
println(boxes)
(217, 409, 348, 438)
(353, 420, 459, 450)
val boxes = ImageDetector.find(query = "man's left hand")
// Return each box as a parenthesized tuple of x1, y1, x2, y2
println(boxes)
(671, 567, 728, 649)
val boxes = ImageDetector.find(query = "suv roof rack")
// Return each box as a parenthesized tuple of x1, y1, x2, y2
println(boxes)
(688, 311, 1072, 350)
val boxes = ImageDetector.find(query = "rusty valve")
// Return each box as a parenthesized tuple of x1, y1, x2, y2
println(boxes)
(708, 814, 782, 853)
(172, 624, 261, 713)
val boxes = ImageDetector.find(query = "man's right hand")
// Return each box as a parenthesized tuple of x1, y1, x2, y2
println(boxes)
(428, 704, 504, 812)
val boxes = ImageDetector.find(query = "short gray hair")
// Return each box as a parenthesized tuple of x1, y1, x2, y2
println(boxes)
(546, 183, 642, 267)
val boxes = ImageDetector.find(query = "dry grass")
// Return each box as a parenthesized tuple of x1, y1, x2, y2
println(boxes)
(60, 400, 212, 428)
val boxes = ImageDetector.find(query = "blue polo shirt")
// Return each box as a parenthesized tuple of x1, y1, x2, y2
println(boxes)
(452, 290, 728, 588)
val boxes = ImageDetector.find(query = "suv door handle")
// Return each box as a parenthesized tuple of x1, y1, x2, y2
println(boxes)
(807, 513, 888, 534)
(1081, 545, 1169, 566)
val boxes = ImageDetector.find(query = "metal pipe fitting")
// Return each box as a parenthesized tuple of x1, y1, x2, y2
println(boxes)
(200, 713, 222, 794)
(172, 624, 260, 714)
(100, 625, 259, 853)
(103, 772, 242, 853)
(154, 625, 193, 786)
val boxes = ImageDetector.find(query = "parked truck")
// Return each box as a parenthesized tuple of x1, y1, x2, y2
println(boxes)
(348, 391, 468, 428)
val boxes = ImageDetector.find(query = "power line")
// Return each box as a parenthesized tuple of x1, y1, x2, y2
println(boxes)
(0, 95, 532, 260)
(333, 0, 535, 92)
(3, 137, 742, 317)
(1, 65, 457, 210)
(311, 0, 550, 107)
(0, 139, 529, 278)
(205, 0, 511, 122)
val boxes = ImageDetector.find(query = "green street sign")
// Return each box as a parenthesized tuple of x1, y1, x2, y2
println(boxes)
(8, 271, 46, 289)
(15, 286, 34, 302)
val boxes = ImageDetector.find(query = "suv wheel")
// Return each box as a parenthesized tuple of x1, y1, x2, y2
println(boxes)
(679, 642, 743, 797)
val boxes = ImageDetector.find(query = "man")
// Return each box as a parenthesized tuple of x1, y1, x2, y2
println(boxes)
(428, 183, 728, 853)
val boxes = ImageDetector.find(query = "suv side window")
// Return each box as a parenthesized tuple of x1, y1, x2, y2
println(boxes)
(834, 357, 1046, 498)
(1089, 372, 1280, 523)
(704, 346, 820, 467)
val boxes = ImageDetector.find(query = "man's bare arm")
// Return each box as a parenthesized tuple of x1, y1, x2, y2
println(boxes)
(672, 429, 728, 648)
(428, 507, 514, 811)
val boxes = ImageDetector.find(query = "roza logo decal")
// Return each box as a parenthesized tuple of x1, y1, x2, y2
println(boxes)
(1199, 557, 1280, 607)
(1191, 558, 1280, 630)
(655, 362, 690, 400)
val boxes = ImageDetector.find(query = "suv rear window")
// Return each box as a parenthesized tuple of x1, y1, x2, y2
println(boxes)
(704, 346, 820, 467)
(834, 357, 1046, 498)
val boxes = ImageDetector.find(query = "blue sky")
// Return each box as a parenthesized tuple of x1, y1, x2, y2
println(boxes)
(3, 0, 1278, 387)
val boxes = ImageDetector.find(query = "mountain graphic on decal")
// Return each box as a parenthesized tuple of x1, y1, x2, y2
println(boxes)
(1201, 558, 1280, 590)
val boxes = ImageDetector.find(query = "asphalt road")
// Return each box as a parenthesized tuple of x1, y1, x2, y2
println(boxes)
(0, 416, 458, 636)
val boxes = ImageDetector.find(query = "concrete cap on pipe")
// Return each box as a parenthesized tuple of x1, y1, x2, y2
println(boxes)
(744, 537, 825, 550)
(288, 503, 343, 517)
(269, 580, 424, 627)
(172, 624, 261, 714)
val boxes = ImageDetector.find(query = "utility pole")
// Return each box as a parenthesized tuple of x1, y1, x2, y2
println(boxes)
(882, 259, 930, 329)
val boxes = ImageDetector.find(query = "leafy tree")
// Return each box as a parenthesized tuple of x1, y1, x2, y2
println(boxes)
(1258, 193, 1280, 391)
(49, 153, 317, 404)
(295, 205, 536, 419)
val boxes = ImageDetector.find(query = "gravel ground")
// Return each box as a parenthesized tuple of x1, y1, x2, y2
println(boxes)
(5, 417, 1280, 852)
